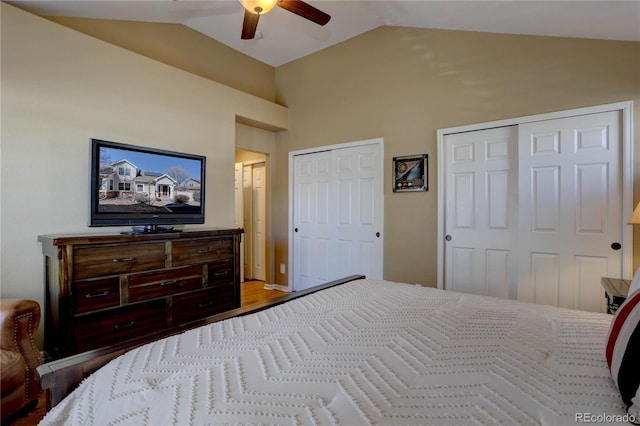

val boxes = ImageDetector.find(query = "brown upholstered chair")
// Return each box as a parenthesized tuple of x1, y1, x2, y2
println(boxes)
(1, 299, 44, 422)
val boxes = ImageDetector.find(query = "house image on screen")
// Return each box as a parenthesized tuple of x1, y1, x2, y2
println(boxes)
(183, 178, 200, 190)
(98, 159, 179, 205)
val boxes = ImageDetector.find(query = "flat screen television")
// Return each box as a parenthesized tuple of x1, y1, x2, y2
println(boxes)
(89, 138, 206, 231)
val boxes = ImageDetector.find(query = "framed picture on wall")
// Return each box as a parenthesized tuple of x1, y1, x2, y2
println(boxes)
(393, 154, 428, 192)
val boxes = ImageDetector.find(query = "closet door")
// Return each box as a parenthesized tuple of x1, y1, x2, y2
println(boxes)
(293, 150, 335, 290)
(443, 126, 518, 298)
(334, 145, 383, 281)
(442, 110, 624, 313)
(292, 143, 383, 291)
(251, 163, 267, 281)
(242, 164, 253, 279)
(518, 111, 622, 312)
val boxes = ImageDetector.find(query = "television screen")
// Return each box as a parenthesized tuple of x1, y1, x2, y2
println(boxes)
(89, 139, 206, 229)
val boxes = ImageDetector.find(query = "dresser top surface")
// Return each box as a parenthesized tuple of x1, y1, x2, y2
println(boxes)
(38, 228, 243, 247)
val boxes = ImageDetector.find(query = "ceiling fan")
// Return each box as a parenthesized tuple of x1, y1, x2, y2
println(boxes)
(239, 0, 331, 40)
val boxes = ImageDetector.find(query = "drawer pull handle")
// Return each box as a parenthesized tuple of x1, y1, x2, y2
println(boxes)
(160, 280, 177, 286)
(213, 271, 228, 277)
(198, 301, 214, 309)
(114, 321, 135, 331)
(85, 291, 110, 299)
(113, 257, 135, 263)
(197, 249, 213, 254)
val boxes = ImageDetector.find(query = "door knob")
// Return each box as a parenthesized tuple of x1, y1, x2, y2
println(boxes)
(611, 242, 622, 250)
(445, 235, 452, 241)
(376, 232, 380, 238)
(294, 228, 298, 232)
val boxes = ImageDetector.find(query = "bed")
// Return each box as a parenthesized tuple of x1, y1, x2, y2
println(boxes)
(37, 276, 639, 425)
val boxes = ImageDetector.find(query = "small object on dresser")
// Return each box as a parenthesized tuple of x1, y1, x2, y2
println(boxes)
(601, 277, 631, 314)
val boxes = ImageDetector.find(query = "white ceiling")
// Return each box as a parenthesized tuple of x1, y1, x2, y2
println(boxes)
(8, 0, 640, 67)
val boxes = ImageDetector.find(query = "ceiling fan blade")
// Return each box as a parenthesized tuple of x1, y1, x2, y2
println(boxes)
(277, 0, 331, 26)
(241, 9, 260, 39)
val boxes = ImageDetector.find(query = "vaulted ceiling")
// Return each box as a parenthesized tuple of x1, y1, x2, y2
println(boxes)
(8, 1, 640, 67)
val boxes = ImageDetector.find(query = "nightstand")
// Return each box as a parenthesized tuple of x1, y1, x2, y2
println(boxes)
(601, 277, 631, 314)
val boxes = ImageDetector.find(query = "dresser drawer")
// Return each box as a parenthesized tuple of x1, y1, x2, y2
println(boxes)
(73, 300, 166, 353)
(40, 229, 242, 358)
(128, 265, 203, 303)
(74, 243, 166, 280)
(207, 260, 234, 286)
(172, 238, 232, 267)
(173, 286, 235, 325)
(73, 277, 120, 314)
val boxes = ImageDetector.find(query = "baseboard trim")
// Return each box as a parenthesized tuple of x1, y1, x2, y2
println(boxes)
(264, 283, 290, 292)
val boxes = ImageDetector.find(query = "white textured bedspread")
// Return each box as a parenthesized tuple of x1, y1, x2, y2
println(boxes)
(41, 279, 626, 425)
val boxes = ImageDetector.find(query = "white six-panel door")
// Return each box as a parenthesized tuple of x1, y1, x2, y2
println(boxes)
(443, 126, 518, 298)
(292, 150, 333, 290)
(518, 111, 622, 312)
(235, 161, 267, 282)
(442, 110, 625, 312)
(292, 142, 383, 291)
(242, 164, 253, 279)
(251, 163, 266, 281)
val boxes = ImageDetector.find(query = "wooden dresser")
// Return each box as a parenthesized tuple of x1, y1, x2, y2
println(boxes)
(38, 228, 243, 359)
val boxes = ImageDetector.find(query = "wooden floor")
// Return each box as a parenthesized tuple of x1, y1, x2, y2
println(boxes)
(7, 280, 285, 426)
(241, 279, 287, 306)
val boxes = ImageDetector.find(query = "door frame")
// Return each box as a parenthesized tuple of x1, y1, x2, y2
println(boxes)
(436, 101, 634, 289)
(288, 137, 385, 291)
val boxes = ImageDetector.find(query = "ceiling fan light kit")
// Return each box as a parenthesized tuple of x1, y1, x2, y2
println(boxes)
(239, 0, 331, 40)
(240, 0, 277, 15)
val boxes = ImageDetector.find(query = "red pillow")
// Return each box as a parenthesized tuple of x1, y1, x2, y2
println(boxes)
(606, 289, 640, 421)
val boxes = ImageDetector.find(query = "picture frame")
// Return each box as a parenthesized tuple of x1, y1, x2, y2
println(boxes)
(393, 154, 428, 192)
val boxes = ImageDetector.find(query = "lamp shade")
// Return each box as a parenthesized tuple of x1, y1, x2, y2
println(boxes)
(629, 203, 640, 224)
(240, 0, 277, 14)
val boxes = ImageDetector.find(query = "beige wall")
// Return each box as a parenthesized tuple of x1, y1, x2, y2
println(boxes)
(2, 3, 639, 311)
(274, 26, 640, 286)
(0, 3, 287, 322)
(46, 16, 277, 102)
(235, 148, 268, 164)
